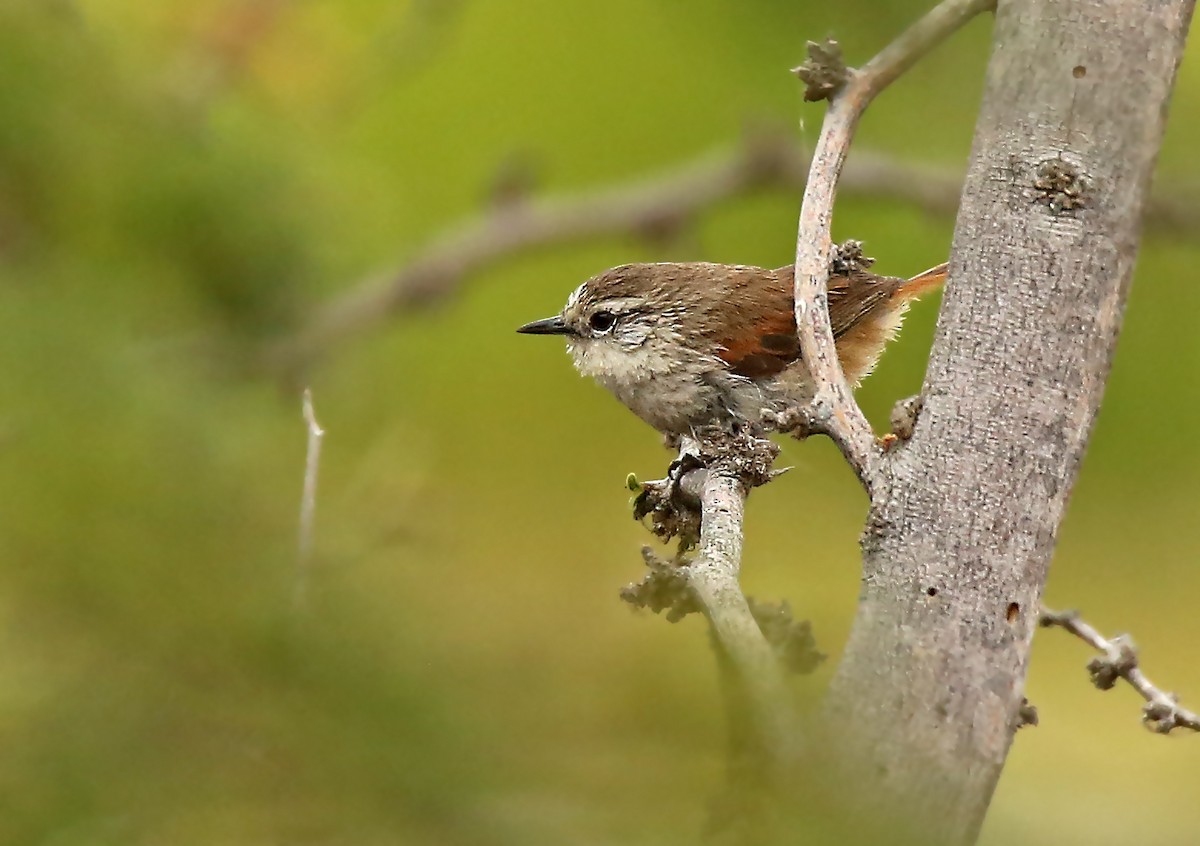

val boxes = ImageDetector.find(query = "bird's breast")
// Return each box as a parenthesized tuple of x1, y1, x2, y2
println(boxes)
(568, 340, 759, 434)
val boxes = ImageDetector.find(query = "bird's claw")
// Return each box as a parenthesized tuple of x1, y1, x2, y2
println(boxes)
(667, 451, 704, 489)
(632, 452, 706, 550)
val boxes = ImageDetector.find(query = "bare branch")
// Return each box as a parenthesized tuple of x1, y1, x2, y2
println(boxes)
(265, 134, 961, 375)
(685, 448, 801, 770)
(267, 126, 1197, 378)
(1040, 607, 1200, 734)
(624, 434, 800, 771)
(271, 135, 794, 374)
(791, 0, 993, 495)
(295, 387, 325, 610)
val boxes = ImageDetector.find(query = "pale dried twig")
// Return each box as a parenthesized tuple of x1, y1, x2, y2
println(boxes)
(790, 0, 995, 496)
(1039, 607, 1199, 734)
(295, 387, 325, 610)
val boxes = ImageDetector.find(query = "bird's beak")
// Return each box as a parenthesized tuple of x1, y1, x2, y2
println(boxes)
(516, 316, 573, 336)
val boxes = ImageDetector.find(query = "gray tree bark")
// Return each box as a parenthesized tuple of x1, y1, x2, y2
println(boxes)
(821, 1, 1193, 842)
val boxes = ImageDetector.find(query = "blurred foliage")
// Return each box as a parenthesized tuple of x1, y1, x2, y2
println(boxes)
(0, 1, 1197, 843)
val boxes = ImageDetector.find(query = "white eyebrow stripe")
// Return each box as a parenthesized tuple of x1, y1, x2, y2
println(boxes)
(591, 297, 643, 313)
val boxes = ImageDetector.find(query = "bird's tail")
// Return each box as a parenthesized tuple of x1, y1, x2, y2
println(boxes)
(896, 261, 949, 301)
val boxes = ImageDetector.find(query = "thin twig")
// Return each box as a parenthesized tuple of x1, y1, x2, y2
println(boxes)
(791, 0, 994, 495)
(1040, 607, 1199, 734)
(295, 387, 325, 610)
(624, 434, 798, 768)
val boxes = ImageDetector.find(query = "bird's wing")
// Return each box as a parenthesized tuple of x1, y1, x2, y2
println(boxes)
(713, 266, 801, 380)
(716, 267, 907, 378)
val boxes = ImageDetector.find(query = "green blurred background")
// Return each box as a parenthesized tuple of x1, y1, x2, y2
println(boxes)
(1, 1, 1196, 844)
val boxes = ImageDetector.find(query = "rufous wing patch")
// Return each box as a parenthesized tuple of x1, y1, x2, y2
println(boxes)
(720, 317, 799, 378)
(716, 268, 799, 379)
(712, 264, 934, 380)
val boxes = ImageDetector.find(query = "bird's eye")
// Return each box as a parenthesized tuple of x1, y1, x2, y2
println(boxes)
(589, 310, 616, 333)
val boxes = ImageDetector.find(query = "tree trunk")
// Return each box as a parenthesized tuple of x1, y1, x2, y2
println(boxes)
(822, 1, 1193, 842)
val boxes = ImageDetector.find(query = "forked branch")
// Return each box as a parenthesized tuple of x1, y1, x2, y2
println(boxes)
(790, 0, 994, 495)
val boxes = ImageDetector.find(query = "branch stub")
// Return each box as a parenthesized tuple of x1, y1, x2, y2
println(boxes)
(792, 39, 851, 102)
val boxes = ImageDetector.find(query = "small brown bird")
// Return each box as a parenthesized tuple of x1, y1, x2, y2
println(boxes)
(517, 261, 947, 437)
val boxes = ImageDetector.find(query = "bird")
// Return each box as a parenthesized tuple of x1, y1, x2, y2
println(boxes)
(517, 260, 948, 439)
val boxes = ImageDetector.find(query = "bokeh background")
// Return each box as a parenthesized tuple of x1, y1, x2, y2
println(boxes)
(2, 1, 1197, 844)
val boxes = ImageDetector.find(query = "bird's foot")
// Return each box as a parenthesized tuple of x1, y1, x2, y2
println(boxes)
(633, 469, 703, 550)
(667, 450, 705, 488)
(632, 424, 780, 549)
